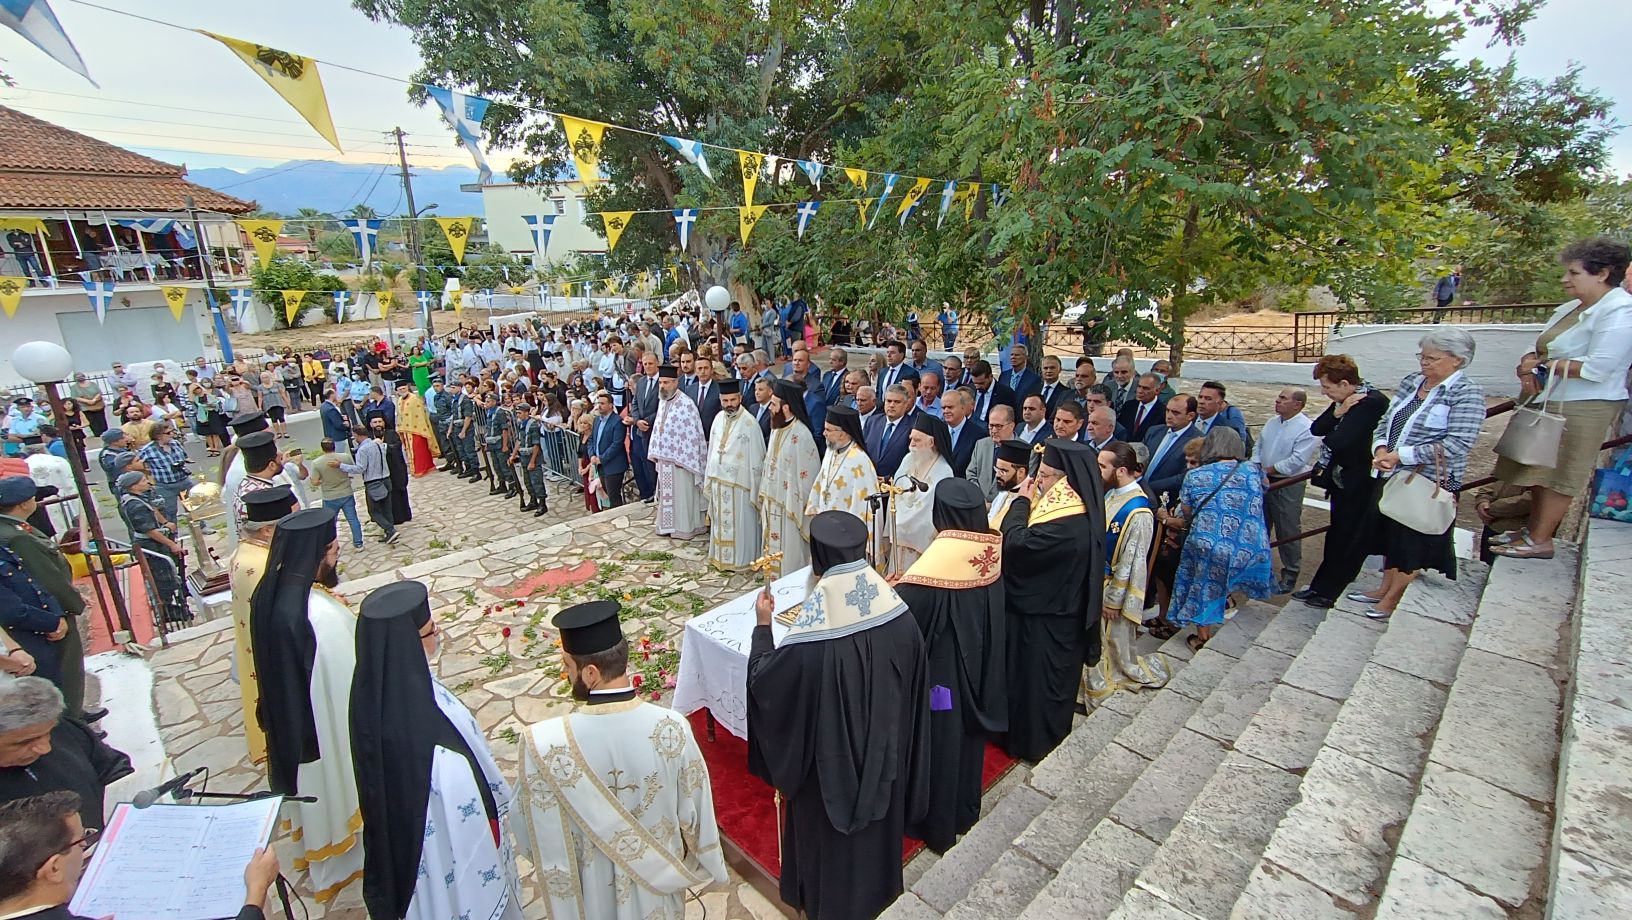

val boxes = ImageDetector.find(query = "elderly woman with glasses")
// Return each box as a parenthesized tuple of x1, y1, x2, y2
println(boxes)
(1350, 328, 1486, 620)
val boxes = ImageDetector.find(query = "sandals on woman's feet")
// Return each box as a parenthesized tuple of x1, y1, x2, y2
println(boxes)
(1487, 528, 1528, 547)
(1492, 538, 1555, 560)
(1185, 633, 1208, 652)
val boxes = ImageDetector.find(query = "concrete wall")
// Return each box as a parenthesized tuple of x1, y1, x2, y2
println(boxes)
(2, 284, 212, 386)
(480, 181, 607, 263)
(1326, 323, 1540, 392)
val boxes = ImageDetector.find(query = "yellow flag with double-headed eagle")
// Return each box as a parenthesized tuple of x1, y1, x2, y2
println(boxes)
(601, 211, 634, 252)
(738, 151, 764, 206)
(560, 115, 607, 189)
(280, 290, 307, 326)
(161, 286, 189, 322)
(202, 32, 340, 151)
(0, 277, 25, 318)
(236, 219, 283, 266)
(434, 217, 475, 263)
(739, 204, 768, 245)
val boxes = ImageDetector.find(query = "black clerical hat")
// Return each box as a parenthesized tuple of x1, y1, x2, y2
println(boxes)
(359, 580, 432, 628)
(825, 403, 865, 445)
(809, 509, 868, 573)
(554, 601, 624, 655)
(770, 378, 813, 430)
(238, 431, 278, 470)
(996, 439, 1031, 466)
(716, 377, 740, 395)
(229, 410, 269, 436)
(274, 505, 339, 536)
(912, 412, 953, 460)
(932, 478, 988, 532)
(242, 485, 297, 523)
(658, 364, 679, 379)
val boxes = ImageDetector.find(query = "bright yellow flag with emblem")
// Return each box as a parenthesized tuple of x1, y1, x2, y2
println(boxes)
(449, 289, 464, 314)
(896, 177, 932, 219)
(963, 182, 981, 221)
(434, 217, 476, 263)
(377, 290, 394, 318)
(560, 115, 608, 189)
(855, 198, 872, 228)
(161, 286, 189, 322)
(202, 32, 341, 152)
(280, 290, 307, 326)
(845, 167, 869, 191)
(0, 277, 25, 318)
(739, 205, 769, 245)
(237, 219, 284, 266)
(601, 211, 635, 252)
(738, 151, 765, 206)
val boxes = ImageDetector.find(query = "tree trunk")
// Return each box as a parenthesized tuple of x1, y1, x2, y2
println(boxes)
(1167, 202, 1202, 375)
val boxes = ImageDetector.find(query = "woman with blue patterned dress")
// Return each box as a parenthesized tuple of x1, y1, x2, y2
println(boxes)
(1167, 429, 1277, 649)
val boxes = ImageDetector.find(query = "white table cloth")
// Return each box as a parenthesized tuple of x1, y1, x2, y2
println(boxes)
(671, 565, 811, 740)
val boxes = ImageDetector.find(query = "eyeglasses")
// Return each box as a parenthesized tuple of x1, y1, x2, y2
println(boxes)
(62, 827, 100, 855)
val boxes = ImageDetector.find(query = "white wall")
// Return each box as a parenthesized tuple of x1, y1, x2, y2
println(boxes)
(2, 285, 212, 386)
(1326, 323, 1540, 392)
(480, 181, 607, 262)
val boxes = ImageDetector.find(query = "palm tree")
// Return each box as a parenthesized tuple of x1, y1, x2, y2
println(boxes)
(345, 204, 379, 221)
(379, 260, 406, 292)
(294, 207, 328, 243)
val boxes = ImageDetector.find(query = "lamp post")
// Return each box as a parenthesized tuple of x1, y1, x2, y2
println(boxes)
(11, 341, 134, 640)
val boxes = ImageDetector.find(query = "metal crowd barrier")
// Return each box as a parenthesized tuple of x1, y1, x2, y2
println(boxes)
(539, 426, 586, 491)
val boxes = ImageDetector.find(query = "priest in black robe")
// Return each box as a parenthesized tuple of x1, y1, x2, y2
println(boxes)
(367, 411, 412, 524)
(895, 478, 1007, 853)
(1000, 438, 1105, 762)
(746, 510, 931, 920)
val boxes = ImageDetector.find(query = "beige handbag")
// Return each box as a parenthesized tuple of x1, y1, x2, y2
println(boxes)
(1495, 360, 1567, 468)
(1379, 446, 1456, 535)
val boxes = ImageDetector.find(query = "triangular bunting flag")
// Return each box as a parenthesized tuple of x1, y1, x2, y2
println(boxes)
(522, 214, 555, 262)
(990, 183, 1006, 210)
(964, 182, 981, 221)
(559, 115, 608, 188)
(280, 290, 307, 326)
(798, 160, 825, 188)
(449, 289, 463, 314)
(897, 177, 932, 225)
(669, 265, 681, 285)
(601, 211, 634, 252)
(339, 218, 382, 265)
(855, 198, 872, 228)
(161, 285, 188, 322)
(0, 276, 25, 318)
(434, 217, 475, 263)
(738, 150, 764, 206)
(673, 208, 698, 251)
(739, 205, 768, 245)
(844, 167, 869, 190)
(869, 173, 900, 229)
(936, 180, 958, 228)
(0, 0, 96, 86)
(377, 290, 393, 319)
(202, 32, 341, 151)
(82, 280, 114, 324)
(333, 290, 351, 323)
(228, 288, 255, 323)
(795, 200, 821, 239)
(662, 136, 714, 180)
(426, 85, 494, 184)
(236, 219, 284, 266)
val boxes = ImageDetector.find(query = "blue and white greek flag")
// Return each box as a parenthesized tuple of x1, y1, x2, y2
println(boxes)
(81, 280, 114, 324)
(0, 0, 95, 86)
(798, 160, 825, 188)
(673, 208, 698, 251)
(795, 200, 820, 239)
(426, 85, 494, 184)
(869, 174, 899, 229)
(228, 288, 255, 323)
(416, 290, 437, 320)
(113, 218, 176, 234)
(339, 218, 383, 266)
(936, 180, 957, 228)
(990, 183, 1006, 210)
(522, 214, 555, 262)
(333, 290, 351, 324)
(662, 135, 714, 180)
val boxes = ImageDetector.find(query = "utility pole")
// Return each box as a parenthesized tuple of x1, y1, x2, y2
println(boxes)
(394, 127, 432, 337)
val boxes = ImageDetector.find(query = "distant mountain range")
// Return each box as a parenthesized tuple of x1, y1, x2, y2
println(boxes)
(186, 160, 487, 217)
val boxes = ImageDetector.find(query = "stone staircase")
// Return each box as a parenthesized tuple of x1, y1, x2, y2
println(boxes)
(883, 544, 1585, 920)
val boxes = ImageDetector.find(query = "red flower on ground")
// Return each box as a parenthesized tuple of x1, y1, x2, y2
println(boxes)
(650, 691, 663, 701)
(631, 674, 644, 688)
(501, 627, 512, 638)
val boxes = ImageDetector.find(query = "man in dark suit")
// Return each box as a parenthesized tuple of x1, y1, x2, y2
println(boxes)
(1140, 393, 1200, 500)
(874, 340, 919, 395)
(1084, 406, 1122, 451)
(967, 359, 1015, 426)
(585, 390, 629, 506)
(625, 352, 661, 502)
(1117, 372, 1168, 443)
(1002, 343, 1042, 409)
(940, 388, 987, 477)
(749, 376, 775, 442)
(1015, 394, 1053, 444)
(863, 384, 916, 478)
(817, 347, 849, 407)
(1051, 399, 1089, 443)
(692, 358, 723, 434)
(1036, 355, 1072, 420)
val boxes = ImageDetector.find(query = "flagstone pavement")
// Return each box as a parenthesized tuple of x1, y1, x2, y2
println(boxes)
(148, 494, 793, 919)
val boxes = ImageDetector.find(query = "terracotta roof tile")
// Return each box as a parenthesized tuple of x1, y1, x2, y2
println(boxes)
(0, 106, 185, 176)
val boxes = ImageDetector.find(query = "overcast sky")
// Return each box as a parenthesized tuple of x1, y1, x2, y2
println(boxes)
(0, 0, 1626, 175)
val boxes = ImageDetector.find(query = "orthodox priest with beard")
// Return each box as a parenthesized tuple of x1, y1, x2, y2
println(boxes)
(887, 413, 954, 575)
(756, 378, 820, 577)
(248, 507, 364, 904)
(986, 439, 1031, 529)
(230, 485, 298, 766)
(368, 410, 413, 525)
(703, 377, 764, 571)
(650, 364, 708, 539)
(746, 511, 931, 920)
(999, 438, 1106, 762)
(351, 581, 522, 920)
(1086, 441, 1170, 705)
(516, 601, 728, 920)
(895, 479, 1007, 854)
(805, 404, 877, 523)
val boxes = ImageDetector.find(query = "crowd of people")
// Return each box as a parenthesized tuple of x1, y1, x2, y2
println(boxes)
(1, 236, 1629, 920)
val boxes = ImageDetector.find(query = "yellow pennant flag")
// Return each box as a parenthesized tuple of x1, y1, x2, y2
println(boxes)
(963, 182, 981, 221)
(738, 151, 765, 206)
(434, 217, 475, 264)
(739, 204, 769, 245)
(896, 177, 933, 219)
(0, 276, 25, 318)
(449, 289, 464, 314)
(557, 282, 571, 298)
(601, 211, 635, 252)
(161, 286, 189, 322)
(202, 32, 341, 151)
(509, 285, 527, 295)
(855, 198, 872, 228)
(844, 167, 869, 191)
(669, 265, 681, 285)
(280, 290, 308, 326)
(377, 290, 394, 318)
(237, 219, 284, 266)
(560, 115, 608, 188)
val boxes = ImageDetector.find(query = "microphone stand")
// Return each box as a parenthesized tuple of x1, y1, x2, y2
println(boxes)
(173, 779, 316, 920)
(864, 480, 906, 570)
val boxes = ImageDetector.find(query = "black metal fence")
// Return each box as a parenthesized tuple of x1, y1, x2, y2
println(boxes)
(1292, 304, 1557, 362)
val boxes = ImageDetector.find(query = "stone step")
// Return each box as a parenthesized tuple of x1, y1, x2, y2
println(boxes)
(925, 599, 1314, 920)
(1099, 606, 1389, 920)
(1229, 560, 1488, 920)
(1376, 547, 1576, 918)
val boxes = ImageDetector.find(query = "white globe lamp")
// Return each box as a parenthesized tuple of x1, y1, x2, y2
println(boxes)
(12, 340, 74, 383)
(704, 285, 731, 313)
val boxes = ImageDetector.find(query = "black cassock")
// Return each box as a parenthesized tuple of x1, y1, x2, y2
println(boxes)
(895, 546, 1007, 853)
(999, 493, 1103, 762)
(746, 615, 931, 920)
(382, 430, 412, 524)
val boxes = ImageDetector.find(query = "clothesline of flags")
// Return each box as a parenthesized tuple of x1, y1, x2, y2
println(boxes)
(9, 1, 1006, 245)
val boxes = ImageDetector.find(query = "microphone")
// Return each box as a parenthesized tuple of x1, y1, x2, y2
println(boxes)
(132, 767, 207, 808)
(907, 477, 929, 492)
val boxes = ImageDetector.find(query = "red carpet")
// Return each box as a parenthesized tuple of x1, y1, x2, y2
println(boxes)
(686, 709, 1018, 879)
(78, 560, 161, 654)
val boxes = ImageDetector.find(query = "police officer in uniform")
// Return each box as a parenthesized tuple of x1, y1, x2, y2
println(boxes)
(451, 381, 482, 482)
(427, 377, 457, 472)
(482, 393, 518, 497)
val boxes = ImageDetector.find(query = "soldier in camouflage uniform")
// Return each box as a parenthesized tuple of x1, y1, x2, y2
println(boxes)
(451, 380, 482, 481)
(481, 392, 518, 497)
(509, 402, 549, 516)
(116, 471, 192, 625)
